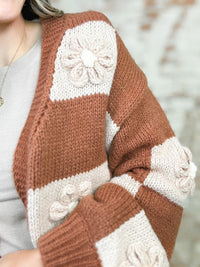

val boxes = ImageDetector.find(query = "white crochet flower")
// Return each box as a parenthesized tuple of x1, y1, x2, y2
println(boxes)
(119, 242, 165, 267)
(49, 180, 92, 221)
(175, 146, 197, 195)
(61, 34, 115, 87)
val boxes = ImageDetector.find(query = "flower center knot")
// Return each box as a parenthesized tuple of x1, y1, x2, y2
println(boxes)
(81, 49, 97, 68)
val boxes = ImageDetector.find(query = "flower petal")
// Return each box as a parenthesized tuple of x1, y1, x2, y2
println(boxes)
(87, 68, 102, 84)
(78, 181, 92, 197)
(127, 242, 149, 266)
(149, 246, 164, 267)
(87, 61, 107, 85)
(69, 36, 83, 52)
(59, 194, 71, 205)
(77, 35, 90, 50)
(68, 62, 89, 87)
(182, 146, 192, 162)
(49, 201, 69, 221)
(60, 183, 78, 204)
(97, 49, 115, 69)
(176, 176, 196, 195)
(90, 37, 106, 54)
(61, 52, 81, 69)
(62, 183, 76, 195)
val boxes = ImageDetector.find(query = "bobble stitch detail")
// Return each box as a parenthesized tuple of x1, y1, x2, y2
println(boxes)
(49, 180, 92, 221)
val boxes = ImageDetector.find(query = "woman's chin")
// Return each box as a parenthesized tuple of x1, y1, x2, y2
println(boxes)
(0, 0, 25, 24)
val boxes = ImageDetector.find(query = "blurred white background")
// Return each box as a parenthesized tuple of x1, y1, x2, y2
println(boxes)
(50, 0, 200, 266)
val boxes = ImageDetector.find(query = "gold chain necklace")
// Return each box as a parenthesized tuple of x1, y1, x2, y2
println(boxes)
(0, 26, 26, 107)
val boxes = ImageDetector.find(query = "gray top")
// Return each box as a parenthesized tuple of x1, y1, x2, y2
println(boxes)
(0, 32, 42, 256)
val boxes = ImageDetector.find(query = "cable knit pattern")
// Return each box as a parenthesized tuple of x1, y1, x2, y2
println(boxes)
(11, 10, 198, 267)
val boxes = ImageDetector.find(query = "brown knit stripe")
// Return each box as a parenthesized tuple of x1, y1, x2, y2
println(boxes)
(135, 185, 183, 260)
(27, 94, 108, 190)
(75, 182, 143, 242)
(64, 10, 114, 29)
(38, 211, 103, 267)
(107, 32, 148, 127)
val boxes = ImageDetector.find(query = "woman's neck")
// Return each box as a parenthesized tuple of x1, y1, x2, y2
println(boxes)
(0, 14, 42, 68)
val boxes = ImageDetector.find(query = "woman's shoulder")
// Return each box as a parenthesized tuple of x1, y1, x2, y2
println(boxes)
(46, 9, 115, 35)
(64, 9, 113, 26)
(44, 10, 119, 94)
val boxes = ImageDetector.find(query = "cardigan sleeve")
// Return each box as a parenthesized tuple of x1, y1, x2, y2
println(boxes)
(38, 12, 197, 267)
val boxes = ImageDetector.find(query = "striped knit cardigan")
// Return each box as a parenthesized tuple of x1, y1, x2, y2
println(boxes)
(12, 10, 197, 267)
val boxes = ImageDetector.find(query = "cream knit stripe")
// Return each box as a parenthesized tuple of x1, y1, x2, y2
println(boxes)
(49, 20, 117, 102)
(27, 160, 111, 247)
(110, 174, 142, 197)
(95, 210, 169, 267)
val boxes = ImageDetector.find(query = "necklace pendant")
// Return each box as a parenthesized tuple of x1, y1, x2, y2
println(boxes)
(0, 96, 4, 107)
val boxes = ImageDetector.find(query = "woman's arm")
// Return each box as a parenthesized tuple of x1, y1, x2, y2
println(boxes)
(36, 12, 197, 267)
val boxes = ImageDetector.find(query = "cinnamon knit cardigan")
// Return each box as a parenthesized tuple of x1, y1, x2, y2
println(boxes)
(12, 10, 197, 267)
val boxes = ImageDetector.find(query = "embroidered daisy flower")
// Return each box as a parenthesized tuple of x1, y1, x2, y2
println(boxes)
(61, 34, 115, 87)
(49, 181, 92, 221)
(119, 242, 165, 267)
(175, 146, 197, 195)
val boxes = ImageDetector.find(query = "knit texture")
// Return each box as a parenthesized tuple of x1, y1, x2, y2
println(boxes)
(12, 10, 197, 267)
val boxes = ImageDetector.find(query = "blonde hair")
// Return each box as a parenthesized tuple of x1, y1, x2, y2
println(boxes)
(29, 0, 64, 18)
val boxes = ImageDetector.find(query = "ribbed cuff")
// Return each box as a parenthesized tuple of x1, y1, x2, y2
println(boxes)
(38, 182, 141, 267)
(38, 211, 102, 267)
(76, 182, 142, 242)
